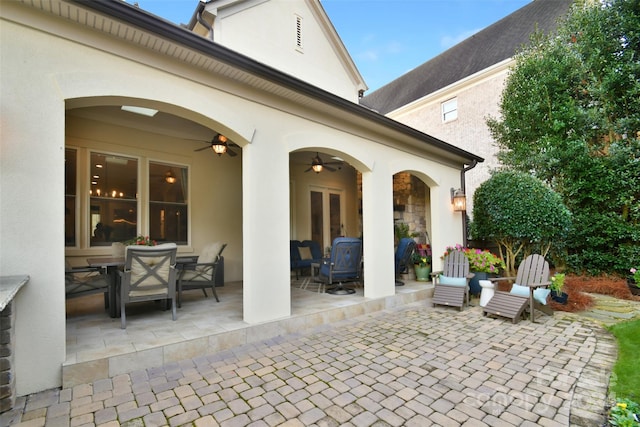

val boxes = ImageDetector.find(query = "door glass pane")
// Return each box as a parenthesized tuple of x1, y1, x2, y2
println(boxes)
(329, 193, 341, 240)
(149, 162, 188, 245)
(310, 191, 323, 247)
(65, 148, 77, 247)
(89, 153, 138, 246)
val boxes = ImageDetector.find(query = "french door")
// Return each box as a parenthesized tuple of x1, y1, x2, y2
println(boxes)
(310, 187, 344, 253)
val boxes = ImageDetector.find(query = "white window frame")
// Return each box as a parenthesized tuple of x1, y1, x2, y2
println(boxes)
(442, 98, 458, 123)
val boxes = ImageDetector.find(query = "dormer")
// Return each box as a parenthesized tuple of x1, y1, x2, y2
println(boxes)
(187, 0, 367, 102)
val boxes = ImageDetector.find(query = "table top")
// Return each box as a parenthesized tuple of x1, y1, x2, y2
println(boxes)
(87, 256, 198, 267)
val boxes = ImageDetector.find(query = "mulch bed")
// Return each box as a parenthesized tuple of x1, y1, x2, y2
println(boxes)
(495, 274, 640, 313)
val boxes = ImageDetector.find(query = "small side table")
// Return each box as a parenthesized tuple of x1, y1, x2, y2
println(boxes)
(310, 262, 320, 279)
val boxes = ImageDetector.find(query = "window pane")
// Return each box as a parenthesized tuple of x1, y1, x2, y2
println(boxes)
(65, 148, 77, 247)
(310, 191, 323, 246)
(149, 162, 188, 245)
(329, 193, 341, 240)
(90, 153, 138, 246)
(442, 98, 458, 122)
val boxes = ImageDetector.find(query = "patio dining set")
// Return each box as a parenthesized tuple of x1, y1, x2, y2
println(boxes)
(64, 242, 226, 328)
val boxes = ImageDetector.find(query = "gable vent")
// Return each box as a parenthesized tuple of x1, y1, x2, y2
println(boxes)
(295, 15, 303, 50)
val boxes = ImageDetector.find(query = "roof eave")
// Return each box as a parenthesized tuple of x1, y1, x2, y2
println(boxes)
(69, 0, 483, 164)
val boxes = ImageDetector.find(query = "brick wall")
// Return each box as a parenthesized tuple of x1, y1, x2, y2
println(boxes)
(0, 301, 15, 413)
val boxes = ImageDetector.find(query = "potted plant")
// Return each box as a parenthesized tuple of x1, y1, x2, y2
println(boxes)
(442, 245, 505, 295)
(550, 273, 568, 304)
(628, 267, 640, 296)
(412, 244, 432, 281)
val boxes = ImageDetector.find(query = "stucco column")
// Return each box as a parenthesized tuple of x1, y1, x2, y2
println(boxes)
(241, 135, 291, 323)
(360, 168, 396, 299)
(0, 78, 66, 394)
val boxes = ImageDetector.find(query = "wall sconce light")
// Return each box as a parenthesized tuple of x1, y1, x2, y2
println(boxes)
(165, 170, 176, 184)
(451, 188, 466, 212)
(211, 134, 228, 156)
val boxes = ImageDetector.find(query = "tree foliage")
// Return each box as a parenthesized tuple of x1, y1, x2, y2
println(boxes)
(470, 171, 572, 275)
(486, 0, 640, 275)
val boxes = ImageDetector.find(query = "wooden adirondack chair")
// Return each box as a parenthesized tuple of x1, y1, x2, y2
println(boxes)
(482, 254, 553, 323)
(431, 251, 474, 310)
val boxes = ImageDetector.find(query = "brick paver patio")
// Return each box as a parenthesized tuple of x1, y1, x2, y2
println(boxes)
(5, 302, 616, 426)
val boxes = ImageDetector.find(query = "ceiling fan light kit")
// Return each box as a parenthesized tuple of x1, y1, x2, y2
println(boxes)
(305, 152, 341, 173)
(193, 134, 238, 157)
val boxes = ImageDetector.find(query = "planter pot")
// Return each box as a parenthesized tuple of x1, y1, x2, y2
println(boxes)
(628, 278, 640, 296)
(469, 272, 489, 297)
(414, 265, 431, 282)
(551, 290, 568, 304)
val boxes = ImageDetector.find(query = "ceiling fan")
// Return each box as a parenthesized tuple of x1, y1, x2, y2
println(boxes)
(194, 134, 239, 157)
(304, 152, 342, 173)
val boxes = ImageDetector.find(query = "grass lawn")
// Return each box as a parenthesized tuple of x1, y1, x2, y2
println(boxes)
(608, 319, 640, 399)
(607, 319, 640, 425)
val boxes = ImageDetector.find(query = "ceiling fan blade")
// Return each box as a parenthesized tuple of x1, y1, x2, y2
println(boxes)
(304, 166, 313, 173)
(194, 145, 211, 152)
(226, 148, 238, 157)
(324, 165, 337, 172)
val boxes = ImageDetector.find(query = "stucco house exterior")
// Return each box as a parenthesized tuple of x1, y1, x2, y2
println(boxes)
(361, 0, 573, 217)
(1, 0, 482, 397)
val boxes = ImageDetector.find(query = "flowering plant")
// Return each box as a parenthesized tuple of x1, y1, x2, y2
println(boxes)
(630, 267, 640, 287)
(124, 235, 157, 246)
(411, 244, 432, 267)
(442, 244, 505, 274)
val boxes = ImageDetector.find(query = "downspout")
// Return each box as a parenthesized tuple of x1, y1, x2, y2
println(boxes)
(460, 160, 478, 246)
(196, 7, 214, 41)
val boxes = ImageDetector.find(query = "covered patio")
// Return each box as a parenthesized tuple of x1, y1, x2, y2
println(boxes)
(63, 277, 433, 388)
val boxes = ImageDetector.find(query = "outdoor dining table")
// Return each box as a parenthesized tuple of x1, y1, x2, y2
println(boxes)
(86, 255, 198, 318)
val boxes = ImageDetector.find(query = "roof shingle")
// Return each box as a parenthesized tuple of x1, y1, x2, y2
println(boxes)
(360, 0, 573, 114)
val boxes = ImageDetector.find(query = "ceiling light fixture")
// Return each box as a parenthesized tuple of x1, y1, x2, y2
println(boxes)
(211, 134, 228, 156)
(165, 170, 177, 184)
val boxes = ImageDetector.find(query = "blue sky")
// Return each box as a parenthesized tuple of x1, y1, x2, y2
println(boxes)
(138, 0, 531, 92)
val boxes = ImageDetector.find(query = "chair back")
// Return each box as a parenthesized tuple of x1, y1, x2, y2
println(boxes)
(123, 243, 177, 301)
(328, 237, 362, 280)
(301, 240, 323, 260)
(395, 238, 416, 274)
(442, 250, 470, 278)
(515, 254, 549, 286)
(195, 242, 227, 277)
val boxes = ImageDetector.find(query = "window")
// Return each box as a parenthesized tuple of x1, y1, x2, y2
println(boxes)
(149, 162, 188, 245)
(65, 148, 77, 247)
(64, 149, 191, 249)
(442, 98, 458, 122)
(89, 153, 138, 246)
(310, 187, 344, 251)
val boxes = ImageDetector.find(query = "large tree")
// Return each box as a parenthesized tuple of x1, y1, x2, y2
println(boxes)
(487, 0, 640, 275)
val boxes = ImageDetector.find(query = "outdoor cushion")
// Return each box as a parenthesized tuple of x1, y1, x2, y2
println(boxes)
(510, 283, 529, 297)
(438, 275, 467, 287)
(534, 288, 551, 305)
(298, 246, 313, 260)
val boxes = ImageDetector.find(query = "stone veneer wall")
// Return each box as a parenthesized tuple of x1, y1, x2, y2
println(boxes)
(394, 172, 430, 244)
(0, 301, 15, 413)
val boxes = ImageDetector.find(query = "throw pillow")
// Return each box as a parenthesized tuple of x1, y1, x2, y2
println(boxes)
(533, 288, 551, 305)
(298, 246, 313, 260)
(438, 275, 466, 286)
(510, 283, 529, 297)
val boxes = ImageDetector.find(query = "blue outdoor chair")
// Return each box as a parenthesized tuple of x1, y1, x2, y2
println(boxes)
(317, 237, 363, 295)
(395, 238, 416, 286)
